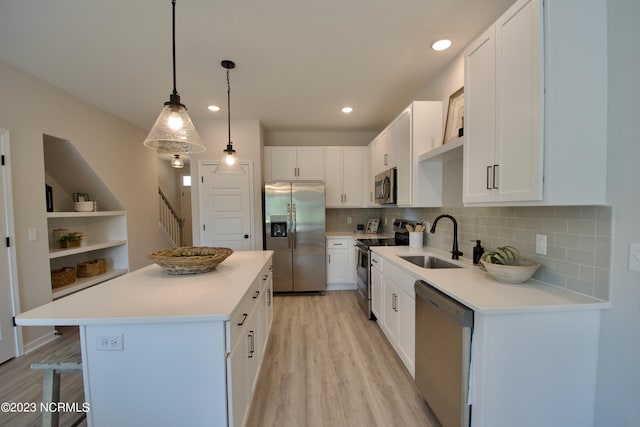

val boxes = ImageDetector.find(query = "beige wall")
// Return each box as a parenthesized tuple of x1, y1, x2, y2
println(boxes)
(0, 60, 166, 347)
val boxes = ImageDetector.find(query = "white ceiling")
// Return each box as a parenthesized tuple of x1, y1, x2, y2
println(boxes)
(0, 0, 515, 133)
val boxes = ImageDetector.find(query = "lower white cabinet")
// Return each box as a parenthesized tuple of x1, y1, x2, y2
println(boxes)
(326, 237, 355, 286)
(370, 252, 383, 318)
(375, 253, 417, 377)
(227, 260, 273, 427)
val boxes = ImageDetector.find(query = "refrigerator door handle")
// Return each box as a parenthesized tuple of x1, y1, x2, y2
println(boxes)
(292, 203, 297, 249)
(287, 203, 292, 250)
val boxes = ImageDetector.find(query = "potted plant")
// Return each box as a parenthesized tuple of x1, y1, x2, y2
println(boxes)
(479, 245, 541, 284)
(58, 232, 83, 248)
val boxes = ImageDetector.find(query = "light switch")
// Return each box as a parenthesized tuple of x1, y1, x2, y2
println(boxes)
(28, 228, 37, 241)
(536, 234, 547, 255)
(629, 243, 640, 272)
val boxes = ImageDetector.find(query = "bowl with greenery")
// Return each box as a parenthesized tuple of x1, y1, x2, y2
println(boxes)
(479, 246, 541, 284)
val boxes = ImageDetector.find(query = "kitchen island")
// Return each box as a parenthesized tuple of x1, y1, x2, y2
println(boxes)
(371, 246, 607, 427)
(16, 250, 274, 427)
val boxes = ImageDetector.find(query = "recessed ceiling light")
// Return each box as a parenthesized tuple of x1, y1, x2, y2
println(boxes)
(431, 39, 452, 51)
(341, 107, 354, 114)
(207, 105, 221, 112)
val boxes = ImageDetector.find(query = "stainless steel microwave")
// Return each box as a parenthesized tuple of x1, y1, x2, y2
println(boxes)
(374, 168, 397, 204)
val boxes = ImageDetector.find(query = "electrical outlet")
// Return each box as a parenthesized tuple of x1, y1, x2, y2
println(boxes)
(28, 228, 37, 241)
(347, 216, 352, 224)
(536, 234, 547, 255)
(96, 335, 124, 351)
(629, 243, 640, 272)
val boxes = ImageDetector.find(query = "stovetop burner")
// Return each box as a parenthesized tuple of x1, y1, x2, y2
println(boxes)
(355, 218, 419, 249)
(356, 237, 403, 248)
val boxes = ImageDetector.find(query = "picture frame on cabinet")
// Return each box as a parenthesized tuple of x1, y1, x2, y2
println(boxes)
(443, 86, 464, 145)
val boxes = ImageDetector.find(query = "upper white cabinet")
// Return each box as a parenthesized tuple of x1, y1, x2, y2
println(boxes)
(264, 147, 325, 181)
(325, 147, 365, 207)
(463, 0, 607, 206)
(368, 101, 443, 207)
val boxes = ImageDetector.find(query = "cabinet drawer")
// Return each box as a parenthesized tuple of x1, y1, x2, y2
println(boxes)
(227, 277, 261, 352)
(371, 252, 383, 272)
(327, 238, 350, 248)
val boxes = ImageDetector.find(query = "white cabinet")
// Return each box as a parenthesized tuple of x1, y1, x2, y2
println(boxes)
(370, 252, 383, 318)
(325, 147, 365, 207)
(227, 266, 267, 427)
(259, 264, 273, 357)
(463, 0, 607, 206)
(47, 211, 128, 299)
(264, 147, 325, 181)
(395, 101, 443, 207)
(368, 101, 444, 207)
(376, 254, 416, 377)
(326, 238, 354, 286)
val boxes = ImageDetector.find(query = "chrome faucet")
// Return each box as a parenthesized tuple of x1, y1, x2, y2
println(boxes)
(430, 214, 463, 260)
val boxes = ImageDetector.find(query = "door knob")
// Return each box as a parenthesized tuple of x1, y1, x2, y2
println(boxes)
(244, 234, 249, 239)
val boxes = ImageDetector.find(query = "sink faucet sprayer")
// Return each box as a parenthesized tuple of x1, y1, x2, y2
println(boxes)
(430, 214, 463, 260)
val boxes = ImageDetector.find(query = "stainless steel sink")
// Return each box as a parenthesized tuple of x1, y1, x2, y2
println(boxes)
(398, 255, 462, 269)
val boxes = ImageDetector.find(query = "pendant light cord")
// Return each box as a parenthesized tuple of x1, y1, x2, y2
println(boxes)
(170, 0, 179, 102)
(227, 68, 232, 145)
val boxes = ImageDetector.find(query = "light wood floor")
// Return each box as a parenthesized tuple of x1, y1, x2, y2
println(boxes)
(246, 291, 440, 427)
(0, 326, 86, 427)
(0, 291, 439, 427)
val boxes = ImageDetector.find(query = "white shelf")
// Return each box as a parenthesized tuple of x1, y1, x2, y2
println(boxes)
(416, 136, 464, 162)
(47, 210, 126, 218)
(49, 240, 127, 259)
(52, 268, 128, 300)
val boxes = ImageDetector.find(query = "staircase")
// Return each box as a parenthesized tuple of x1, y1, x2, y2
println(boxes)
(158, 188, 184, 247)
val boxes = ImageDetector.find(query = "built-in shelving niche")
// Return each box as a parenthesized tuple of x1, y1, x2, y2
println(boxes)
(43, 134, 129, 299)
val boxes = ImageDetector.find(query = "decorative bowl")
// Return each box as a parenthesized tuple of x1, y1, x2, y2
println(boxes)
(74, 201, 95, 212)
(480, 259, 541, 284)
(148, 246, 233, 275)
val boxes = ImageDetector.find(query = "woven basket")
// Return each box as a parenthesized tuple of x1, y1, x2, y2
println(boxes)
(148, 247, 233, 275)
(51, 267, 75, 288)
(77, 259, 107, 278)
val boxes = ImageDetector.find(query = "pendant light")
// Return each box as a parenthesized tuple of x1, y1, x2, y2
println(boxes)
(170, 154, 184, 168)
(143, 0, 205, 154)
(215, 60, 245, 174)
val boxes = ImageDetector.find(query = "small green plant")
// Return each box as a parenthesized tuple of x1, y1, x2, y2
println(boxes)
(479, 246, 520, 271)
(58, 233, 81, 243)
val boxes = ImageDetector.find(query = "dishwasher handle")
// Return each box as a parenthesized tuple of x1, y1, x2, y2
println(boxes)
(414, 280, 473, 327)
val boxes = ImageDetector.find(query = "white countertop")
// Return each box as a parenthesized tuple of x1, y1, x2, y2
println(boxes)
(16, 251, 273, 326)
(326, 232, 394, 239)
(371, 246, 609, 314)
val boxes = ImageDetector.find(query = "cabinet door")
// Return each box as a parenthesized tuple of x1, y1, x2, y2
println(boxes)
(342, 147, 363, 207)
(463, 26, 496, 204)
(396, 290, 415, 377)
(381, 280, 399, 342)
(371, 264, 383, 319)
(227, 340, 249, 427)
(495, 0, 543, 202)
(246, 309, 260, 396)
(269, 147, 298, 181)
(259, 268, 273, 358)
(395, 108, 412, 206)
(296, 147, 325, 180)
(324, 148, 344, 207)
(327, 247, 349, 284)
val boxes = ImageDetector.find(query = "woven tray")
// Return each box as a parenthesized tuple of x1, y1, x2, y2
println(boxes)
(148, 247, 233, 275)
(77, 259, 107, 278)
(51, 267, 75, 288)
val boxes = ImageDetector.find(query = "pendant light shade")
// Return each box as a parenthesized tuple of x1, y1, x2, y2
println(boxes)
(170, 154, 184, 168)
(215, 60, 245, 174)
(143, 0, 205, 154)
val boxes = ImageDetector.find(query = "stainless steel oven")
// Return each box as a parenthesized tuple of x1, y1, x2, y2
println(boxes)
(355, 241, 371, 317)
(354, 219, 414, 319)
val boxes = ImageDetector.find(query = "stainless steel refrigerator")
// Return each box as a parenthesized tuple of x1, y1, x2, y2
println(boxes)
(264, 182, 326, 293)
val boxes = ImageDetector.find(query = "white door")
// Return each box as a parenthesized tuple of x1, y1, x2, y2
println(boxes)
(0, 130, 21, 363)
(199, 162, 253, 250)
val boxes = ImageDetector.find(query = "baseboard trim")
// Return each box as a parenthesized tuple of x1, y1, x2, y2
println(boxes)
(326, 283, 357, 291)
(22, 330, 58, 354)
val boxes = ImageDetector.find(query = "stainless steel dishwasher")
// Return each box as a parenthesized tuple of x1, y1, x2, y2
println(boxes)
(414, 280, 473, 427)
